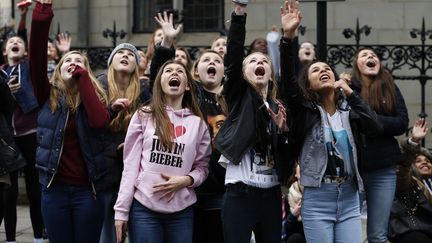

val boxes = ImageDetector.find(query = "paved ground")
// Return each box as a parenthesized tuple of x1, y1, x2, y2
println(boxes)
(0, 205, 368, 243)
(0, 206, 47, 243)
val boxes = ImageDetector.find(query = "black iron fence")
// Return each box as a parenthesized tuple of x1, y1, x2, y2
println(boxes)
(327, 44, 432, 122)
(74, 45, 207, 71)
(77, 43, 432, 131)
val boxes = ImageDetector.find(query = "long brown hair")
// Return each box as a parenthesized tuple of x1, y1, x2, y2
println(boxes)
(106, 65, 141, 132)
(352, 47, 396, 115)
(143, 60, 202, 150)
(49, 51, 107, 113)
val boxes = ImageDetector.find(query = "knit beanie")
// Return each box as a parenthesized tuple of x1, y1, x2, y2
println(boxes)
(107, 43, 140, 67)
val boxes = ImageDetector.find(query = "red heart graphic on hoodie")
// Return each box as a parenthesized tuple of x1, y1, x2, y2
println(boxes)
(174, 125, 186, 138)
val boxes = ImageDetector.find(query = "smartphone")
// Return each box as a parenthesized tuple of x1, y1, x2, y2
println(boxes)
(8, 67, 19, 85)
(9, 75, 19, 85)
(232, 0, 248, 5)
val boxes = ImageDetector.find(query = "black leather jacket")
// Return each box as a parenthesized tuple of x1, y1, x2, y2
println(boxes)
(214, 13, 292, 184)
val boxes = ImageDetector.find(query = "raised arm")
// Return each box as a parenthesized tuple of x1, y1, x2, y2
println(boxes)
(17, 5, 28, 45)
(221, 2, 247, 105)
(72, 66, 110, 129)
(29, 0, 53, 106)
(279, 0, 302, 113)
(149, 12, 182, 90)
(397, 119, 428, 192)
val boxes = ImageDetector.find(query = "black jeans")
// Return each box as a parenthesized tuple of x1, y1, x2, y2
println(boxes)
(2, 133, 43, 240)
(222, 183, 281, 243)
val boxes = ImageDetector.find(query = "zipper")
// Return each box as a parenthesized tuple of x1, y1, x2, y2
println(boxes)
(91, 181, 97, 200)
(47, 109, 69, 188)
(0, 138, 18, 155)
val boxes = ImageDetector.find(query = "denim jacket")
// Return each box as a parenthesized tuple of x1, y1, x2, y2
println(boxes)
(1, 61, 39, 113)
(36, 99, 107, 190)
(279, 37, 383, 190)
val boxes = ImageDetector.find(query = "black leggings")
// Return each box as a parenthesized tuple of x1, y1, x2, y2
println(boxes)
(1, 133, 43, 240)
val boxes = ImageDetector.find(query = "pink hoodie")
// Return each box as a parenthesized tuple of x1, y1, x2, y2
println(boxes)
(114, 106, 211, 220)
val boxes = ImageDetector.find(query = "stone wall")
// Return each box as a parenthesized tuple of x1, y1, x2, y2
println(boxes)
(1, 0, 431, 146)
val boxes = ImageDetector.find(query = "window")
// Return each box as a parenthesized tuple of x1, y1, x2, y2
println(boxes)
(133, 0, 224, 33)
(183, 0, 224, 32)
(133, 0, 172, 33)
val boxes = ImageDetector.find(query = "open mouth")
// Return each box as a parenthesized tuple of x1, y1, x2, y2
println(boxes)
(255, 66, 265, 76)
(11, 46, 19, 52)
(366, 60, 376, 68)
(207, 66, 216, 76)
(168, 78, 181, 87)
(419, 164, 431, 170)
(67, 64, 76, 73)
(305, 51, 311, 56)
(120, 59, 129, 65)
(319, 74, 330, 81)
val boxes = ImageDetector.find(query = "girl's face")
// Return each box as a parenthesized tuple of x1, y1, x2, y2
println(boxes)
(160, 63, 189, 97)
(196, 52, 224, 90)
(243, 52, 272, 88)
(415, 154, 432, 178)
(60, 53, 85, 82)
(211, 38, 227, 57)
(111, 49, 137, 74)
(47, 42, 59, 61)
(175, 49, 189, 68)
(3, 37, 27, 61)
(137, 50, 147, 71)
(356, 49, 380, 77)
(307, 62, 336, 92)
(298, 42, 315, 64)
(251, 38, 267, 54)
(153, 28, 164, 45)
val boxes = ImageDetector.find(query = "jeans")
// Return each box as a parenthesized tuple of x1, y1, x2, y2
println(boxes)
(128, 199, 193, 243)
(301, 180, 362, 243)
(362, 167, 396, 243)
(222, 183, 281, 243)
(99, 189, 117, 243)
(41, 184, 105, 243)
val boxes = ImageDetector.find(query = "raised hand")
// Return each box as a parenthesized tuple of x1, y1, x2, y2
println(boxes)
(56, 33, 72, 54)
(280, 0, 302, 39)
(411, 118, 428, 143)
(19, 4, 28, 16)
(154, 11, 183, 48)
(233, 0, 247, 16)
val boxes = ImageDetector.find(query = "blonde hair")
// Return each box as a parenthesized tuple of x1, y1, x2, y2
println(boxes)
(191, 49, 228, 115)
(242, 52, 278, 102)
(48, 51, 107, 113)
(106, 65, 141, 132)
